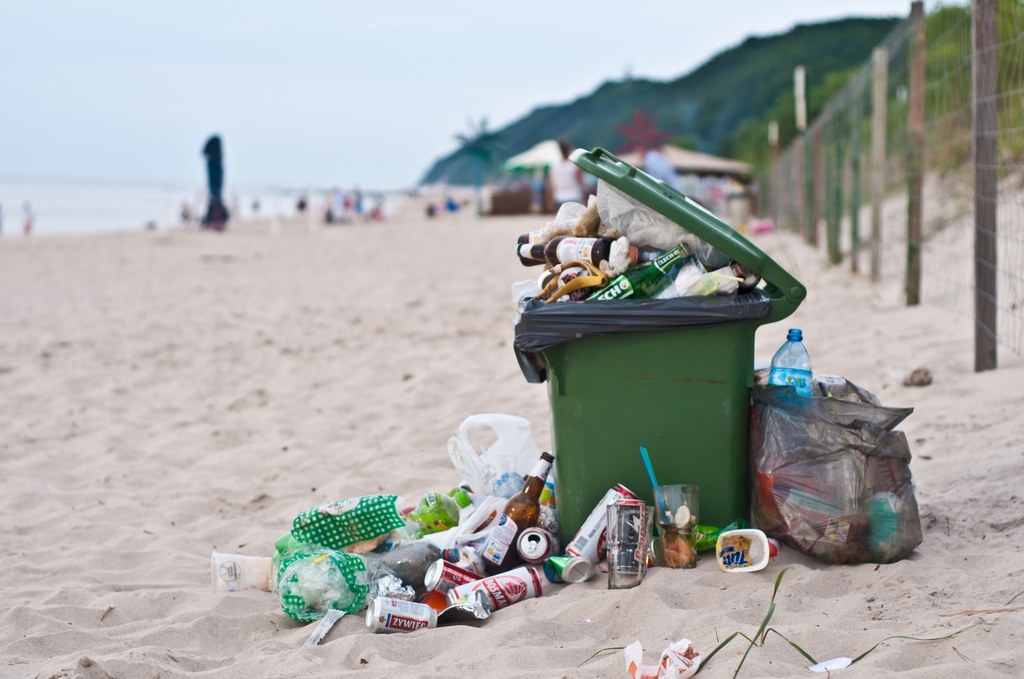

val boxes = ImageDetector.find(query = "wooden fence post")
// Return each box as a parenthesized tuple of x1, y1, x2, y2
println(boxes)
(974, 0, 998, 371)
(811, 124, 823, 247)
(906, 0, 925, 305)
(798, 134, 806, 237)
(870, 47, 888, 283)
(850, 88, 862, 273)
(769, 120, 780, 229)
(795, 136, 806, 236)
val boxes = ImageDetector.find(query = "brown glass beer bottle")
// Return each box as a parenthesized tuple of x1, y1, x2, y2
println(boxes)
(480, 452, 555, 573)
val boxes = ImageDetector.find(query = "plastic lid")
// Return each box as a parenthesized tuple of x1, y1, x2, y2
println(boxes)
(787, 328, 803, 341)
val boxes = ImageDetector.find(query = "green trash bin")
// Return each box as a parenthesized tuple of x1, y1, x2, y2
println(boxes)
(514, 147, 806, 547)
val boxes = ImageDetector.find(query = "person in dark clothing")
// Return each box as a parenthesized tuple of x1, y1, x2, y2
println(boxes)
(203, 135, 224, 200)
(201, 135, 229, 230)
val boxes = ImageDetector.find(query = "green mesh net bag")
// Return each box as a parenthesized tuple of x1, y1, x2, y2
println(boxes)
(276, 550, 369, 621)
(290, 495, 405, 550)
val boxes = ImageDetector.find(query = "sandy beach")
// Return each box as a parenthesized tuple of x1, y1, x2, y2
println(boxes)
(1, 205, 1022, 679)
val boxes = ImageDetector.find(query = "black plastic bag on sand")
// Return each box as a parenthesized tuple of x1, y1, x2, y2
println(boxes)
(751, 376, 923, 565)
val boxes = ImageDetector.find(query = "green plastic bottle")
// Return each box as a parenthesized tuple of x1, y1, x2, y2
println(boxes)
(587, 245, 685, 301)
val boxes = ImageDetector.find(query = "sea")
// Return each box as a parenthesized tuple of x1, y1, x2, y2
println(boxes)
(0, 179, 404, 238)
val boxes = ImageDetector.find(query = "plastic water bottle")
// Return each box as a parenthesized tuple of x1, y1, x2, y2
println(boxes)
(768, 328, 813, 397)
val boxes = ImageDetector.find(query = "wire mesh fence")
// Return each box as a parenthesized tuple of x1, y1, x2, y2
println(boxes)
(768, 0, 1023, 366)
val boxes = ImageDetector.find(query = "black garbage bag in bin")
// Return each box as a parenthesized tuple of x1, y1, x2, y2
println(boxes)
(514, 290, 774, 384)
(751, 377, 923, 564)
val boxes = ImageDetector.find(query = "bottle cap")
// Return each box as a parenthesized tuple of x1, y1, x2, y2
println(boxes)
(787, 328, 803, 341)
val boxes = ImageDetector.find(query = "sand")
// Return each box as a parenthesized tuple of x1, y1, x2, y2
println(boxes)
(1, 203, 1022, 679)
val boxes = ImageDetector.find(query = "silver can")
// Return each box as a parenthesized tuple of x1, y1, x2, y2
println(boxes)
(365, 597, 437, 634)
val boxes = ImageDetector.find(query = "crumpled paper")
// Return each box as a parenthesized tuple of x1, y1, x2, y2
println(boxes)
(625, 638, 702, 679)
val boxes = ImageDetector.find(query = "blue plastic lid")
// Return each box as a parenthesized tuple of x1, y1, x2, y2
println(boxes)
(787, 328, 803, 341)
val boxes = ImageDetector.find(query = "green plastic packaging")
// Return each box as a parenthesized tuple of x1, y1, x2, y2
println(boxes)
(694, 519, 749, 552)
(276, 549, 369, 621)
(290, 495, 405, 550)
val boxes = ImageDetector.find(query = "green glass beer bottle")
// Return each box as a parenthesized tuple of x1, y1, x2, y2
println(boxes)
(586, 245, 685, 301)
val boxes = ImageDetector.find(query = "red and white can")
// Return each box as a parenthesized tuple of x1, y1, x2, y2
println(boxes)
(424, 558, 481, 595)
(441, 546, 486, 575)
(565, 484, 639, 564)
(365, 597, 437, 634)
(516, 527, 559, 564)
(445, 566, 543, 611)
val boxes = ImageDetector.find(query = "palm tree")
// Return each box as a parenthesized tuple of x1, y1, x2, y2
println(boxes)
(455, 117, 502, 215)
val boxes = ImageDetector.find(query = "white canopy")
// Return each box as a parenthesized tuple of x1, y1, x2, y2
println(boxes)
(502, 140, 563, 172)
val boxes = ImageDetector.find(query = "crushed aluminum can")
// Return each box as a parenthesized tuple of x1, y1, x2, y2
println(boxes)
(445, 566, 542, 611)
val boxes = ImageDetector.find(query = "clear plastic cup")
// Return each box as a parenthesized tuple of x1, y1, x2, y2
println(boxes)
(606, 501, 653, 589)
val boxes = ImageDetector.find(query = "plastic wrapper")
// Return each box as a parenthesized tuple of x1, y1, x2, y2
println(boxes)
(541, 200, 589, 239)
(276, 549, 370, 621)
(408, 491, 462, 537)
(653, 255, 705, 300)
(514, 290, 772, 383)
(290, 495, 406, 551)
(597, 181, 701, 252)
(303, 609, 346, 647)
(675, 267, 741, 297)
(750, 378, 922, 564)
(625, 638, 702, 679)
(363, 541, 442, 597)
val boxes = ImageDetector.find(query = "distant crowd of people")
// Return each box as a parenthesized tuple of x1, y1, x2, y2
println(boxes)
(318, 188, 387, 224)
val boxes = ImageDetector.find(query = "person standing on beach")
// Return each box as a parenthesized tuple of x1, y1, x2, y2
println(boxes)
(201, 135, 229, 230)
(547, 140, 584, 211)
(22, 200, 34, 236)
(641, 144, 681, 191)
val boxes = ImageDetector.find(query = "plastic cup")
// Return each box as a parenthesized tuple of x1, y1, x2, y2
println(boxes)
(653, 484, 699, 568)
(606, 501, 653, 589)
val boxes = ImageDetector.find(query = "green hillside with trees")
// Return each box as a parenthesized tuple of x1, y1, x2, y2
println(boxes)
(420, 17, 900, 186)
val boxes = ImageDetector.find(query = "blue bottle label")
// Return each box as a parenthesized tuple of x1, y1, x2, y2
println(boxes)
(769, 367, 813, 397)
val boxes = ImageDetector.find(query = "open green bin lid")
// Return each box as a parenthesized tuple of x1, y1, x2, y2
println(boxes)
(569, 146, 806, 324)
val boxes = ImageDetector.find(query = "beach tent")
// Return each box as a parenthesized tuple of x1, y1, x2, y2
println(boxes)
(619, 145, 751, 178)
(502, 140, 563, 173)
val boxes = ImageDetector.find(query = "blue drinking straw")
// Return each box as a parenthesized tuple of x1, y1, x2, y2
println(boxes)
(639, 445, 673, 524)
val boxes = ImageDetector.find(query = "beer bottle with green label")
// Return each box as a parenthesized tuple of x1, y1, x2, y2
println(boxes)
(586, 245, 685, 301)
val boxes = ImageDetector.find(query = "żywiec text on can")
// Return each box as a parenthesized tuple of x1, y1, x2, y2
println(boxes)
(365, 597, 437, 633)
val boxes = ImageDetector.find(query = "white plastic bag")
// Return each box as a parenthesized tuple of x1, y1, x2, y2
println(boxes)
(447, 414, 541, 498)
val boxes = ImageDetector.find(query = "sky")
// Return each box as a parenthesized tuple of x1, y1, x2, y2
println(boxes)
(0, 1, 928, 191)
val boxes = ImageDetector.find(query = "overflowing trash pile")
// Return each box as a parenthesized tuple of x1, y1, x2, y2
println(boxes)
(208, 153, 922, 677)
(210, 413, 759, 646)
(511, 180, 760, 311)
